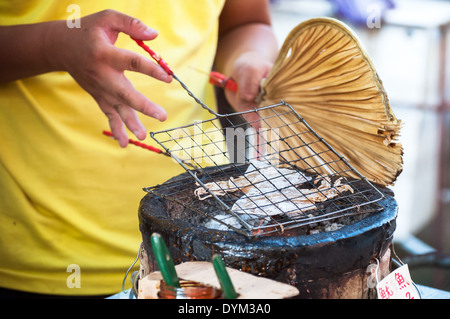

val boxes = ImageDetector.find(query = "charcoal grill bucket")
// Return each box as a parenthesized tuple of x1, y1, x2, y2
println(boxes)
(138, 170, 397, 299)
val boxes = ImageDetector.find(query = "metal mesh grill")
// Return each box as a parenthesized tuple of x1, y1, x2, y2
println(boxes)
(148, 101, 384, 236)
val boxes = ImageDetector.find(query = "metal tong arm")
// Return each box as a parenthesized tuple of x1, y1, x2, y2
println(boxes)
(131, 37, 218, 116)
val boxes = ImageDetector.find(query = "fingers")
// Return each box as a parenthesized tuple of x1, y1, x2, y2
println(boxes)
(99, 100, 147, 148)
(105, 9, 159, 41)
(105, 11, 173, 81)
(236, 70, 261, 105)
(112, 75, 168, 121)
(222, 53, 274, 130)
(108, 47, 172, 83)
(97, 72, 168, 147)
(98, 99, 130, 147)
(70, 10, 173, 147)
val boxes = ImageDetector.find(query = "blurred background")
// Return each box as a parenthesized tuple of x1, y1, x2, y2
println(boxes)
(268, 0, 450, 292)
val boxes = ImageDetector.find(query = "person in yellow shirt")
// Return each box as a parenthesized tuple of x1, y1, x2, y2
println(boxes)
(0, 0, 278, 297)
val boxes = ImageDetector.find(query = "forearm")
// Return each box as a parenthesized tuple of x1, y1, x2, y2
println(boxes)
(0, 21, 63, 82)
(215, 22, 278, 77)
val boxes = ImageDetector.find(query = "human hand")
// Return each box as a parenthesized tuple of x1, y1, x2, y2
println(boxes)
(223, 51, 273, 129)
(48, 10, 172, 147)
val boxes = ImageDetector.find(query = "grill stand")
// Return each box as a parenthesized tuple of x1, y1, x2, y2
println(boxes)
(139, 180, 397, 299)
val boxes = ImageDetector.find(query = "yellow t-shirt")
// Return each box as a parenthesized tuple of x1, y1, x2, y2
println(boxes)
(0, 0, 225, 296)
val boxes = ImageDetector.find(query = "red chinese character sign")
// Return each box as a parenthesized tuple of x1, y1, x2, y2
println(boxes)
(376, 264, 421, 299)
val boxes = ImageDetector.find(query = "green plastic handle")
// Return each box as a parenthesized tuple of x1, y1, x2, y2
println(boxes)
(212, 254, 238, 299)
(150, 233, 180, 288)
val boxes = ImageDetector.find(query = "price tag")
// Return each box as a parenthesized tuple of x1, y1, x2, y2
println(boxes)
(376, 264, 421, 299)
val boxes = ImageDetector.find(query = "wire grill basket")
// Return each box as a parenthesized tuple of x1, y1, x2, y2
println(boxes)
(146, 101, 384, 237)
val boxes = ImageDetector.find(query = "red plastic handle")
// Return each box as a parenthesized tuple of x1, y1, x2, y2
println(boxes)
(132, 37, 238, 93)
(102, 130, 163, 154)
(131, 37, 173, 76)
(209, 71, 238, 92)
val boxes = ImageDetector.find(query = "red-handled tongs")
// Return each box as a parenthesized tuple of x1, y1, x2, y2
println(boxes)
(131, 37, 237, 96)
(131, 37, 173, 76)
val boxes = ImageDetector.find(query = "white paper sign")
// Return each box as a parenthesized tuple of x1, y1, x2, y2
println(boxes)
(376, 264, 421, 299)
